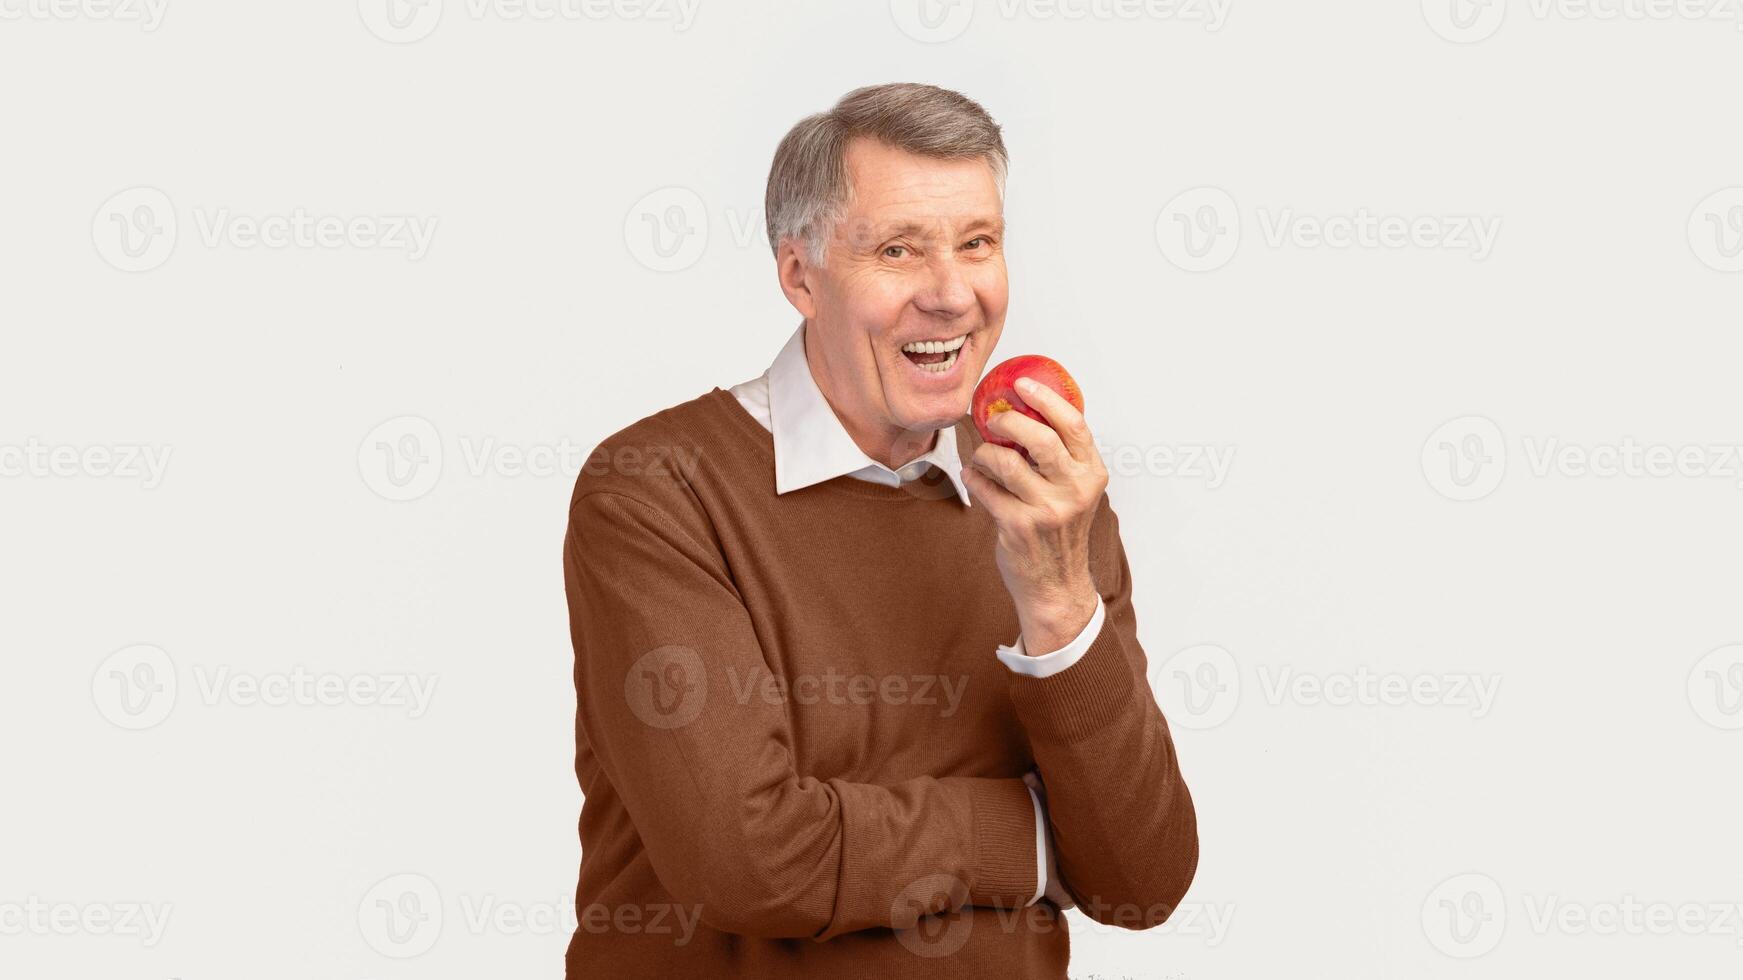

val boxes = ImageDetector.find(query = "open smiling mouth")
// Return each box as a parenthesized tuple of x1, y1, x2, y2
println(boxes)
(899, 332, 969, 376)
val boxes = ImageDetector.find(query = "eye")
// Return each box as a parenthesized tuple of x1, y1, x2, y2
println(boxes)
(964, 236, 991, 251)
(884, 244, 909, 258)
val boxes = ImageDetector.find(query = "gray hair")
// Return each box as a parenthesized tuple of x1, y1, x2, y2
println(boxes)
(764, 82, 1008, 267)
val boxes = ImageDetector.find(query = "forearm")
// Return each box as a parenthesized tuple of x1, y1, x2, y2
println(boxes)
(1001, 499, 1199, 925)
(568, 489, 1039, 941)
(1008, 624, 1198, 925)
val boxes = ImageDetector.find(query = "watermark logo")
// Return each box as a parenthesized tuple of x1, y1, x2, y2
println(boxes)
(190, 208, 438, 259)
(93, 188, 438, 270)
(93, 647, 439, 726)
(1259, 666, 1500, 717)
(191, 666, 439, 717)
(0, 439, 173, 488)
(1155, 186, 1241, 272)
(1688, 187, 1743, 272)
(1427, 418, 1743, 499)
(1102, 440, 1236, 488)
(892, 0, 1230, 39)
(727, 666, 969, 718)
(890, 424, 965, 502)
(1158, 187, 1501, 269)
(1150, 643, 1240, 729)
(1151, 646, 1501, 727)
(1423, 872, 1507, 957)
(359, 873, 443, 958)
(625, 644, 707, 729)
(359, 0, 700, 38)
(889, 0, 975, 41)
(358, 418, 703, 500)
(1422, 415, 1507, 501)
(890, 874, 974, 957)
(1427, 0, 1743, 42)
(359, 416, 443, 502)
(625, 186, 709, 272)
(359, 874, 701, 953)
(359, 0, 444, 41)
(93, 186, 177, 272)
(360, 0, 703, 41)
(1422, 0, 1506, 42)
(1688, 644, 1743, 730)
(0, 0, 168, 29)
(0, 898, 173, 946)
(1426, 872, 1743, 952)
(1255, 208, 1500, 258)
(92, 644, 177, 731)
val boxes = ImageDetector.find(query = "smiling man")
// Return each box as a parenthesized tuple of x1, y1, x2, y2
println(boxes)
(562, 82, 1197, 978)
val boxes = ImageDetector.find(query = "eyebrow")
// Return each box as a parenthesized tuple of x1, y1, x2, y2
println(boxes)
(877, 216, 1005, 238)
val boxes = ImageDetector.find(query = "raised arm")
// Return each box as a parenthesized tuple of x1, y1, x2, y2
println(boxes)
(960, 375, 1199, 928)
(1004, 494, 1199, 927)
(564, 488, 1038, 941)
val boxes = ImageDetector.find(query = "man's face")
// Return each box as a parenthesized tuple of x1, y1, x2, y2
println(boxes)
(785, 137, 1008, 442)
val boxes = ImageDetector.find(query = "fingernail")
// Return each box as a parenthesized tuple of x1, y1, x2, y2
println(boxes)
(1016, 377, 1037, 393)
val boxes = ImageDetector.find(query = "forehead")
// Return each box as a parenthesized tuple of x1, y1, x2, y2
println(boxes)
(840, 136, 1001, 229)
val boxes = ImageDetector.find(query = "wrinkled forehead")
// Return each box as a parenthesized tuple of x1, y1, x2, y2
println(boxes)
(837, 140, 1004, 246)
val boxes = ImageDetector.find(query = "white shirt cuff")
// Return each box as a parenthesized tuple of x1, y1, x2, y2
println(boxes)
(1026, 783, 1046, 906)
(995, 595, 1106, 679)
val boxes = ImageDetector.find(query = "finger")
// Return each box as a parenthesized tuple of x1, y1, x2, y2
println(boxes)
(987, 409, 1072, 480)
(960, 460, 1024, 519)
(973, 442, 1049, 505)
(1014, 378, 1095, 464)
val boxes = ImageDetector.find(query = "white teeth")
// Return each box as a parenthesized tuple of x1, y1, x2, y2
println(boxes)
(912, 348, 960, 374)
(901, 334, 968, 354)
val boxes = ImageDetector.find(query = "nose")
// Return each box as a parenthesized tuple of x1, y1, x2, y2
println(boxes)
(912, 252, 976, 320)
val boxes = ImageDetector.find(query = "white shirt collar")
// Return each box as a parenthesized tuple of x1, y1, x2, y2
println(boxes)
(761, 321, 973, 506)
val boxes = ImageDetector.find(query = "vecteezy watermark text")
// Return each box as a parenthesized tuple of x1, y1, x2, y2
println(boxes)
(1423, 872, 1743, 958)
(0, 898, 172, 947)
(358, 415, 706, 502)
(1422, 415, 1743, 501)
(93, 645, 439, 730)
(93, 187, 438, 272)
(1149, 644, 1502, 730)
(358, 0, 701, 43)
(1156, 187, 1502, 271)
(889, 0, 1231, 43)
(727, 665, 970, 718)
(0, 0, 168, 29)
(357, 873, 703, 958)
(0, 439, 172, 488)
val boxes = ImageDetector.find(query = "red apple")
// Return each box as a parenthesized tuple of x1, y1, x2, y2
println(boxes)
(971, 355, 1085, 462)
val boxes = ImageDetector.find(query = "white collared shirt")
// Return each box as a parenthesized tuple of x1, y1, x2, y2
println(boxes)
(729, 320, 1107, 906)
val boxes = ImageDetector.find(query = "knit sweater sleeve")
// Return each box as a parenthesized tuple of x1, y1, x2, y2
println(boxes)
(1004, 492, 1200, 928)
(564, 488, 1038, 941)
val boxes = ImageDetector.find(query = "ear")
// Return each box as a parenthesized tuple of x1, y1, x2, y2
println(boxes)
(774, 238, 818, 320)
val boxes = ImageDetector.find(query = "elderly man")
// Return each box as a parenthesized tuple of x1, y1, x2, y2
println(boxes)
(562, 82, 1197, 978)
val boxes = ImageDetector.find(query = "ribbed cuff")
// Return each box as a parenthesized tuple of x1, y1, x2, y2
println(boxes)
(966, 778, 1039, 908)
(1005, 617, 1137, 745)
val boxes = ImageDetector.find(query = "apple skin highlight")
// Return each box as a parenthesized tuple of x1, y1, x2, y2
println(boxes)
(971, 354, 1085, 463)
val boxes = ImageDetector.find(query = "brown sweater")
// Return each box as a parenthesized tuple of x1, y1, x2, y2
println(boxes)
(561, 386, 1197, 979)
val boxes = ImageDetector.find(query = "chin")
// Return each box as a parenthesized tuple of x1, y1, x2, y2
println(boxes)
(890, 391, 970, 431)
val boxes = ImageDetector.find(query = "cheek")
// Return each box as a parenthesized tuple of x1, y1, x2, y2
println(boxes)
(847, 272, 919, 322)
(971, 264, 1009, 313)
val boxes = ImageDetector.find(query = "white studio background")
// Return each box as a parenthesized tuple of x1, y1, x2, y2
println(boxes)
(3, 2, 1741, 978)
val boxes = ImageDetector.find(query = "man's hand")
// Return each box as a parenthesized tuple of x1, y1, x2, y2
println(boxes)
(962, 376, 1108, 656)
